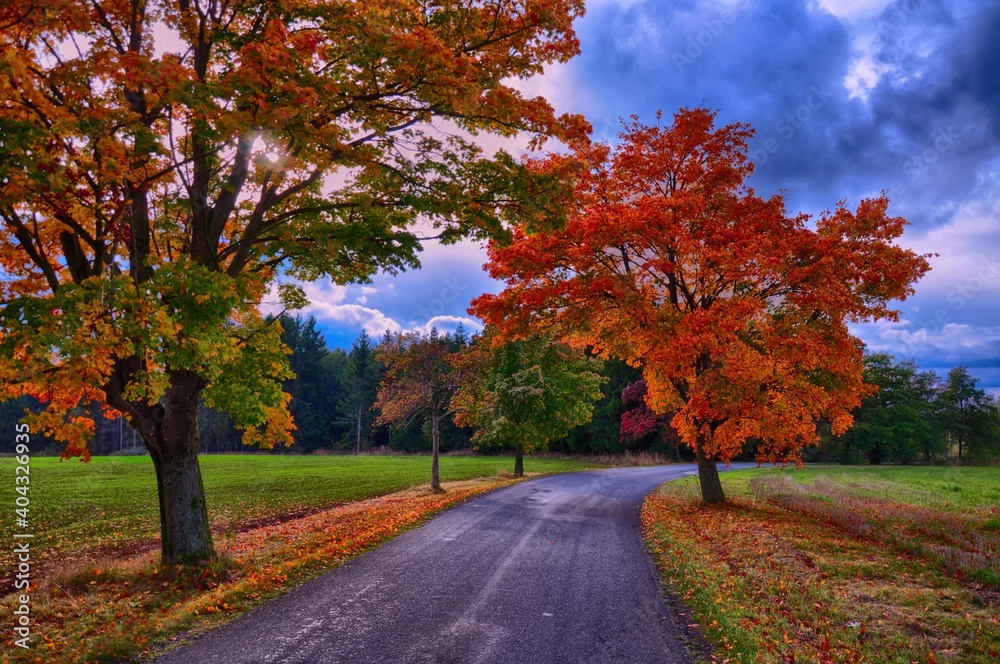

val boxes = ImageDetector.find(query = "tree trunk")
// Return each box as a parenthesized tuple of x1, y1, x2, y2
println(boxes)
(356, 403, 362, 454)
(514, 445, 524, 478)
(695, 441, 726, 504)
(146, 371, 215, 564)
(430, 410, 442, 491)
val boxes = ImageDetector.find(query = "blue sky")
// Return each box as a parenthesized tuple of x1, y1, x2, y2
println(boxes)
(266, 0, 1000, 394)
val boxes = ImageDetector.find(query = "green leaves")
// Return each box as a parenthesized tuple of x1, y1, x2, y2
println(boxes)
(452, 332, 606, 454)
(0, 0, 587, 461)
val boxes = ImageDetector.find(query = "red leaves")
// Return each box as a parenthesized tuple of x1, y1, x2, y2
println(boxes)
(474, 108, 931, 468)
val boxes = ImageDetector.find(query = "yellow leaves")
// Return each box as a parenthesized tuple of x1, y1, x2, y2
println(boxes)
(241, 392, 296, 450)
(3, 0, 592, 465)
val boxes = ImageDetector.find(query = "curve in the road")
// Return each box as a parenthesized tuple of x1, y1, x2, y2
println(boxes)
(158, 464, 751, 664)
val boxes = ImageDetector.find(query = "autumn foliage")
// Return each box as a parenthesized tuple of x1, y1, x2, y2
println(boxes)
(375, 331, 465, 490)
(0, 477, 514, 664)
(642, 472, 1000, 663)
(473, 108, 931, 502)
(0, 0, 587, 561)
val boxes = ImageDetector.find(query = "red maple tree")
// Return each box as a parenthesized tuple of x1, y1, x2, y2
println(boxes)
(473, 108, 932, 503)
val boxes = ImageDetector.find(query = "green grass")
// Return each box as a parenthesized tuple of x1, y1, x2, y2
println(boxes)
(0, 477, 521, 664)
(746, 464, 1000, 510)
(643, 466, 1000, 663)
(0, 454, 594, 572)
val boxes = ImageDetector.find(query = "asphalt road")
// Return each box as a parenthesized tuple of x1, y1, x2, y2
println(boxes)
(158, 464, 749, 664)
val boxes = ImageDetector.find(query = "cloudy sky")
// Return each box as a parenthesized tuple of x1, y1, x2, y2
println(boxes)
(271, 0, 1000, 394)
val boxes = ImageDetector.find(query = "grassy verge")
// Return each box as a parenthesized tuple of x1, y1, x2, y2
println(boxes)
(642, 466, 1000, 663)
(0, 455, 593, 663)
(0, 454, 594, 575)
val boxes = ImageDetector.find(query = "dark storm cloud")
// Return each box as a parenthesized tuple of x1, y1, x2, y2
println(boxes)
(570, 0, 854, 209)
(857, 0, 999, 221)
(559, 0, 1000, 391)
(569, 0, 999, 221)
(304, 0, 1000, 391)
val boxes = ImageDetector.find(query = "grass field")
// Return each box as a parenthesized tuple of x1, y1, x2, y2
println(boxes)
(1, 477, 521, 663)
(643, 466, 1000, 664)
(0, 454, 594, 577)
(0, 454, 595, 663)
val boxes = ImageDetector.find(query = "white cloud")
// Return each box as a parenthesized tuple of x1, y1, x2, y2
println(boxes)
(814, 0, 894, 24)
(810, 0, 901, 101)
(409, 316, 484, 336)
(260, 278, 400, 336)
(355, 286, 378, 305)
(317, 304, 402, 336)
(843, 32, 896, 99)
(853, 319, 1000, 364)
(900, 196, 1000, 304)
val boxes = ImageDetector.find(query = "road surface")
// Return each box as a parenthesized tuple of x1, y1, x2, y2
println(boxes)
(158, 464, 748, 664)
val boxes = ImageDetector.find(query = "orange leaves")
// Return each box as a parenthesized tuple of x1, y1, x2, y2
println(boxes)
(3, 0, 591, 464)
(375, 332, 462, 428)
(644, 472, 1000, 663)
(0, 476, 515, 664)
(475, 108, 931, 469)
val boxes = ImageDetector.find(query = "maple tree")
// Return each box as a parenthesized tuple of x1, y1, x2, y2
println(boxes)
(0, 0, 587, 562)
(375, 330, 464, 491)
(451, 330, 604, 476)
(473, 108, 931, 503)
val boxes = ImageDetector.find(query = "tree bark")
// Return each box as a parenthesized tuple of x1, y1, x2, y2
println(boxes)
(430, 410, 442, 491)
(514, 445, 524, 478)
(695, 441, 726, 504)
(146, 371, 215, 563)
(356, 403, 362, 454)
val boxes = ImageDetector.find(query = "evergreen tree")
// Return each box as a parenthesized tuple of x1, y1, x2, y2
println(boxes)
(279, 314, 339, 451)
(556, 358, 641, 453)
(451, 323, 470, 348)
(939, 367, 1000, 461)
(342, 331, 381, 453)
(0, 396, 59, 454)
(197, 401, 241, 453)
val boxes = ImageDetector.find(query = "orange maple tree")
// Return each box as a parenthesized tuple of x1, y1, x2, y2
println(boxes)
(473, 108, 932, 503)
(0, 0, 587, 562)
(375, 331, 464, 491)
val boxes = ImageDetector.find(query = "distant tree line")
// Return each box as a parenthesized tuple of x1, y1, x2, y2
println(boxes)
(2, 319, 997, 465)
(807, 353, 1000, 464)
